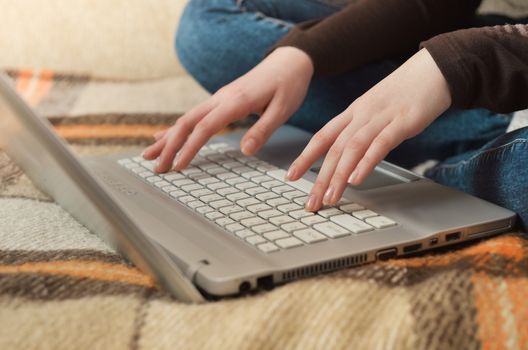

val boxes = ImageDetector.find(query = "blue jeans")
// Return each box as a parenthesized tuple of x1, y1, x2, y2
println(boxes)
(176, 0, 528, 230)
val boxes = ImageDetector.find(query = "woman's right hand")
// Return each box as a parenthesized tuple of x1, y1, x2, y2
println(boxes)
(143, 46, 314, 173)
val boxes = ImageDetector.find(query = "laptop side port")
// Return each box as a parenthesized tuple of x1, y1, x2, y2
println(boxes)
(445, 232, 461, 242)
(257, 275, 274, 291)
(376, 248, 397, 261)
(403, 243, 422, 253)
(429, 237, 439, 246)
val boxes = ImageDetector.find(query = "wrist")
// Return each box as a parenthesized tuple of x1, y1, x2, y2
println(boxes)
(271, 46, 314, 78)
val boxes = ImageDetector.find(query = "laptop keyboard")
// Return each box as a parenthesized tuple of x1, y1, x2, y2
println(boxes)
(118, 142, 397, 254)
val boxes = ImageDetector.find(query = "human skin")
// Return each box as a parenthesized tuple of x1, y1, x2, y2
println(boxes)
(143, 47, 451, 212)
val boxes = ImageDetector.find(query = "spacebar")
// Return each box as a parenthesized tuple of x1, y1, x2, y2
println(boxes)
(267, 169, 314, 193)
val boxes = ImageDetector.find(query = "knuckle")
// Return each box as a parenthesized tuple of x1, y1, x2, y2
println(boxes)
(345, 137, 364, 152)
(175, 117, 191, 131)
(312, 130, 331, 145)
(194, 121, 213, 136)
(331, 171, 348, 184)
(327, 145, 342, 159)
(249, 124, 269, 140)
(374, 134, 393, 150)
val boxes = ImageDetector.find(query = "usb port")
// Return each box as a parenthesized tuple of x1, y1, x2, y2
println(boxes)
(445, 232, 461, 242)
(403, 243, 422, 253)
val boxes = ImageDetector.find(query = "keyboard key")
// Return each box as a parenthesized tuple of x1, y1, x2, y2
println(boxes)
(289, 210, 314, 219)
(236, 156, 259, 165)
(313, 222, 350, 238)
(245, 186, 267, 196)
(235, 182, 257, 191)
(201, 194, 223, 203)
(206, 167, 228, 175)
(251, 175, 273, 184)
(233, 167, 253, 175)
(365, 216, 397, 229)
(235, 229, 255, 239)
(181, 167, 201, 176)
(132, 156, 143, 162)
(225, 223, 245, 233)
(188, 172, 210, 181)
(210, 199, 233, 209)
(330, 215, 373, 234)
(262, 180, 283, 189)
(207, 182, 229, 191)
(197, 206, 214, 214)
(219, 205, 244, 215)
(205, 211, 224, 220)
(217, 172, 238, 180)
(172, 179, 194, 187)
(178, 195, 195, 204)
(118, 158, 133, 165)
(161, 185, 179, 193)
(162, 173, 185, 181)
(187, 200, 205, 209)
(256, 192, 279, 201)
(247, 203, 272, 213)
(169, 190, 186, 198)
(257, 242, 280, 253)
(277, 203, 302, 213)
(181, 183, 203, 192)
(267, 169, 312, 193)
(271, 185, 295, 195)
(300, 215, 327, 225)
(222, 161, 245, 170)
(281, 222, 307, 232)
(237, 197, 260, 207)
(256, 164, 278, 172)
(263, 230, 290, 241)
(198, 163, 218, 170)
(229, 211, 255, 221)
(226, 177, 247, 185)
(258, 209, 282, 219)
(293, 229, 327, 244)
(241, 217, 267, 227)
(252, 223, 278, 234)
(318, 208, 343, 218)
(146, 176, 162, 183)
(242, 171, 262, 179)
(191, 188, 214, 197)
(198, 177, 219, 185)
(246, 235, 267, 245)
(276, 237, 303, 249)
(340, 203, 365, 213)
(269, 215, 295, 226)
(226, 192, 249, 201)
(217, 187, 239, 196)
(216, 217, 235, 227)
(283, 190, 306, 200)
(352, 210, 379, 220)
(154, 180, 171, 188)
(267, 197, 289, 207)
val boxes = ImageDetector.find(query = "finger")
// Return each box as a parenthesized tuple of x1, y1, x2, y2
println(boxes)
(174, 102, 248, 171)
(240, 95, 290, 155)
(286, 114, 350, 182)
(142, 136, 167, 160)
(325, 119, 390, 205)
(350, 121, 407, 185)
(153, 130, 167, 141)
(155, 100, 217, 172)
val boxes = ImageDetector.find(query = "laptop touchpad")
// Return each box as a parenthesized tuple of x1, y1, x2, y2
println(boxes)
(310, 166, 410, 191)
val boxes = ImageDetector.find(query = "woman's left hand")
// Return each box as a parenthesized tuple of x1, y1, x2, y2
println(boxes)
(285, 48, 453, 212)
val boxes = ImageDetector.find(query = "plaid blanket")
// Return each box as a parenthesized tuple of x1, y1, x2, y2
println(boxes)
(1, 70, 527, 350)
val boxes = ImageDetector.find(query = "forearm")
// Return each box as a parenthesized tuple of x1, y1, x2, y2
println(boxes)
(422, 24, 528, 112)
(274, 0, 481, 76)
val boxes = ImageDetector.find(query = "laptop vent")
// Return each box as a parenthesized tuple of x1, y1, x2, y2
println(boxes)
(281, 254, 368, 282)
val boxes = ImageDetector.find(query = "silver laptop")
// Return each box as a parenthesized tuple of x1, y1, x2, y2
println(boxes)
(0, 74, 516, 303)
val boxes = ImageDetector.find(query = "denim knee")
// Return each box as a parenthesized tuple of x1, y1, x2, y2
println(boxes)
(175, 0, 237, 93)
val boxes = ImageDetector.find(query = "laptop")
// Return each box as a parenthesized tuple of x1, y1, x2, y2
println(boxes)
(0, 73, 517, 303)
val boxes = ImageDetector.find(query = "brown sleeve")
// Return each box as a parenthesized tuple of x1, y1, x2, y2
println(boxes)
(422, 25, 528, 112)
(274, 0, 481, 76)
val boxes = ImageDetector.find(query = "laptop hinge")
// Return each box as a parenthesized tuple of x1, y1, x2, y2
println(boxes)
(184, 260, 209, 281)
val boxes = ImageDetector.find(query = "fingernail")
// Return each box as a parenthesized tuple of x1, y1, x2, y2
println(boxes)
(323, 186, 335, 205)
(141, 150, 146, 158)
(286, 166, 296, 180)
(348, 170, 358, 184)
(305, 194, 317, 212)
(155, 158, 162, 173)
(173, 152, 181, 169)
(242, 138, 257, 155)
